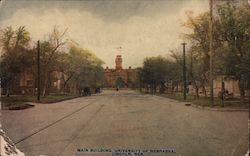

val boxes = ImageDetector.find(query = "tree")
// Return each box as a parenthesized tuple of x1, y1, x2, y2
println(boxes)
(139, 56, 172, 94)
(39, 26, 68, 96)
(215, 3, 250, 103)
(0, 26, 32, 96)
(183, 2, 250, 102)
(183, 11, 222, 97)
(59, 45, 104, 95)
(0, 25, 105, 96)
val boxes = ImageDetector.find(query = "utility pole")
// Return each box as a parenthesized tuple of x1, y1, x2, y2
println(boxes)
(209, 0, 214, 106)
(182, 42, 187, 100)
(247, 2, 250, 154)
(190, 50, 193, 78)
(37, 40, 40, 102)
(248, 73, 250, 154)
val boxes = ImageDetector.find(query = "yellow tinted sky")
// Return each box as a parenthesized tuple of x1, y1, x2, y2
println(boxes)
(0, 0, 210, 68)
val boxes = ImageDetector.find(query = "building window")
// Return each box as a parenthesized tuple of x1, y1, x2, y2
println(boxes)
(27, 80, 33, 86)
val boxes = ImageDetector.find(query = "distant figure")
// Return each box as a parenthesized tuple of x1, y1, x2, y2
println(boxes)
(116, 87, 119, 91)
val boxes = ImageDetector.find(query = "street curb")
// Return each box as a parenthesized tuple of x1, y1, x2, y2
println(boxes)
(189, 103, 249, 112)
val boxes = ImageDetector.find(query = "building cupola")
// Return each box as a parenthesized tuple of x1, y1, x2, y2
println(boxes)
(115, 55, 123, 70)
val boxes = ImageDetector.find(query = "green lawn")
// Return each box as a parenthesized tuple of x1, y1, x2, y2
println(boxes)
(1, 94, 79, 110)
(154, 92, 249, 108)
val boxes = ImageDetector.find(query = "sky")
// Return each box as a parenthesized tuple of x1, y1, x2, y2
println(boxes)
(0, 0, 210, 68)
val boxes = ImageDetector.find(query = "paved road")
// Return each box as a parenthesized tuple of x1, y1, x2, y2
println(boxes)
(1, 90, 248, 156)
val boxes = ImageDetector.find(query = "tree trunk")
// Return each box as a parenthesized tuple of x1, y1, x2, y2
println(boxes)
(195, 84, 199, 99)
(42, 85, 47, 97)
(153, 83, 157, 94)
(239, 76, 245, 104)
(41, 69, 48, 97)
(202, 84, 207, 97)
(171, 85, 174, 94)
(160, 83, 165, 93)
(189, 69, 199, 98)
(47, 74, 51, 95)
(200, 75, 207, 97)
(5, 82, 10, 97)
(146, 84, 149, 93)
(193, 80, 199, 99)
(63, 73, 74, 94)
(42, 76, 48, 97)
(200, 73, 208, 97)
(6, 87, 10, 97)
(63, 83, 68, 94)
(166, 82, 169, 94)
(150, 84, 153, 94)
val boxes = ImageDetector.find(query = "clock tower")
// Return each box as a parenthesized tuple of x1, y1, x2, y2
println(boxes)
(115, 55, 123, 70)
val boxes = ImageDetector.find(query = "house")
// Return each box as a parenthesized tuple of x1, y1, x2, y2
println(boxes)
(188, 75, 246, 98)
(213, 75, 241, 97)
(9, 69, 65, 95)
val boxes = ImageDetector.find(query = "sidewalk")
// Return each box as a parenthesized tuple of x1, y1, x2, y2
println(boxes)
(186, 102, 249, 112)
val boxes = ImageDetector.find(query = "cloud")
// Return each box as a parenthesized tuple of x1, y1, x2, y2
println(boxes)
(0, 0, 208, 68)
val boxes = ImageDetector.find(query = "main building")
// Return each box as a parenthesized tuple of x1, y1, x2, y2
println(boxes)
(104, 55, 137, 88)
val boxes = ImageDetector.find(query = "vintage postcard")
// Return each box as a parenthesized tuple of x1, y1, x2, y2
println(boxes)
(0, 0, 249, 155)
